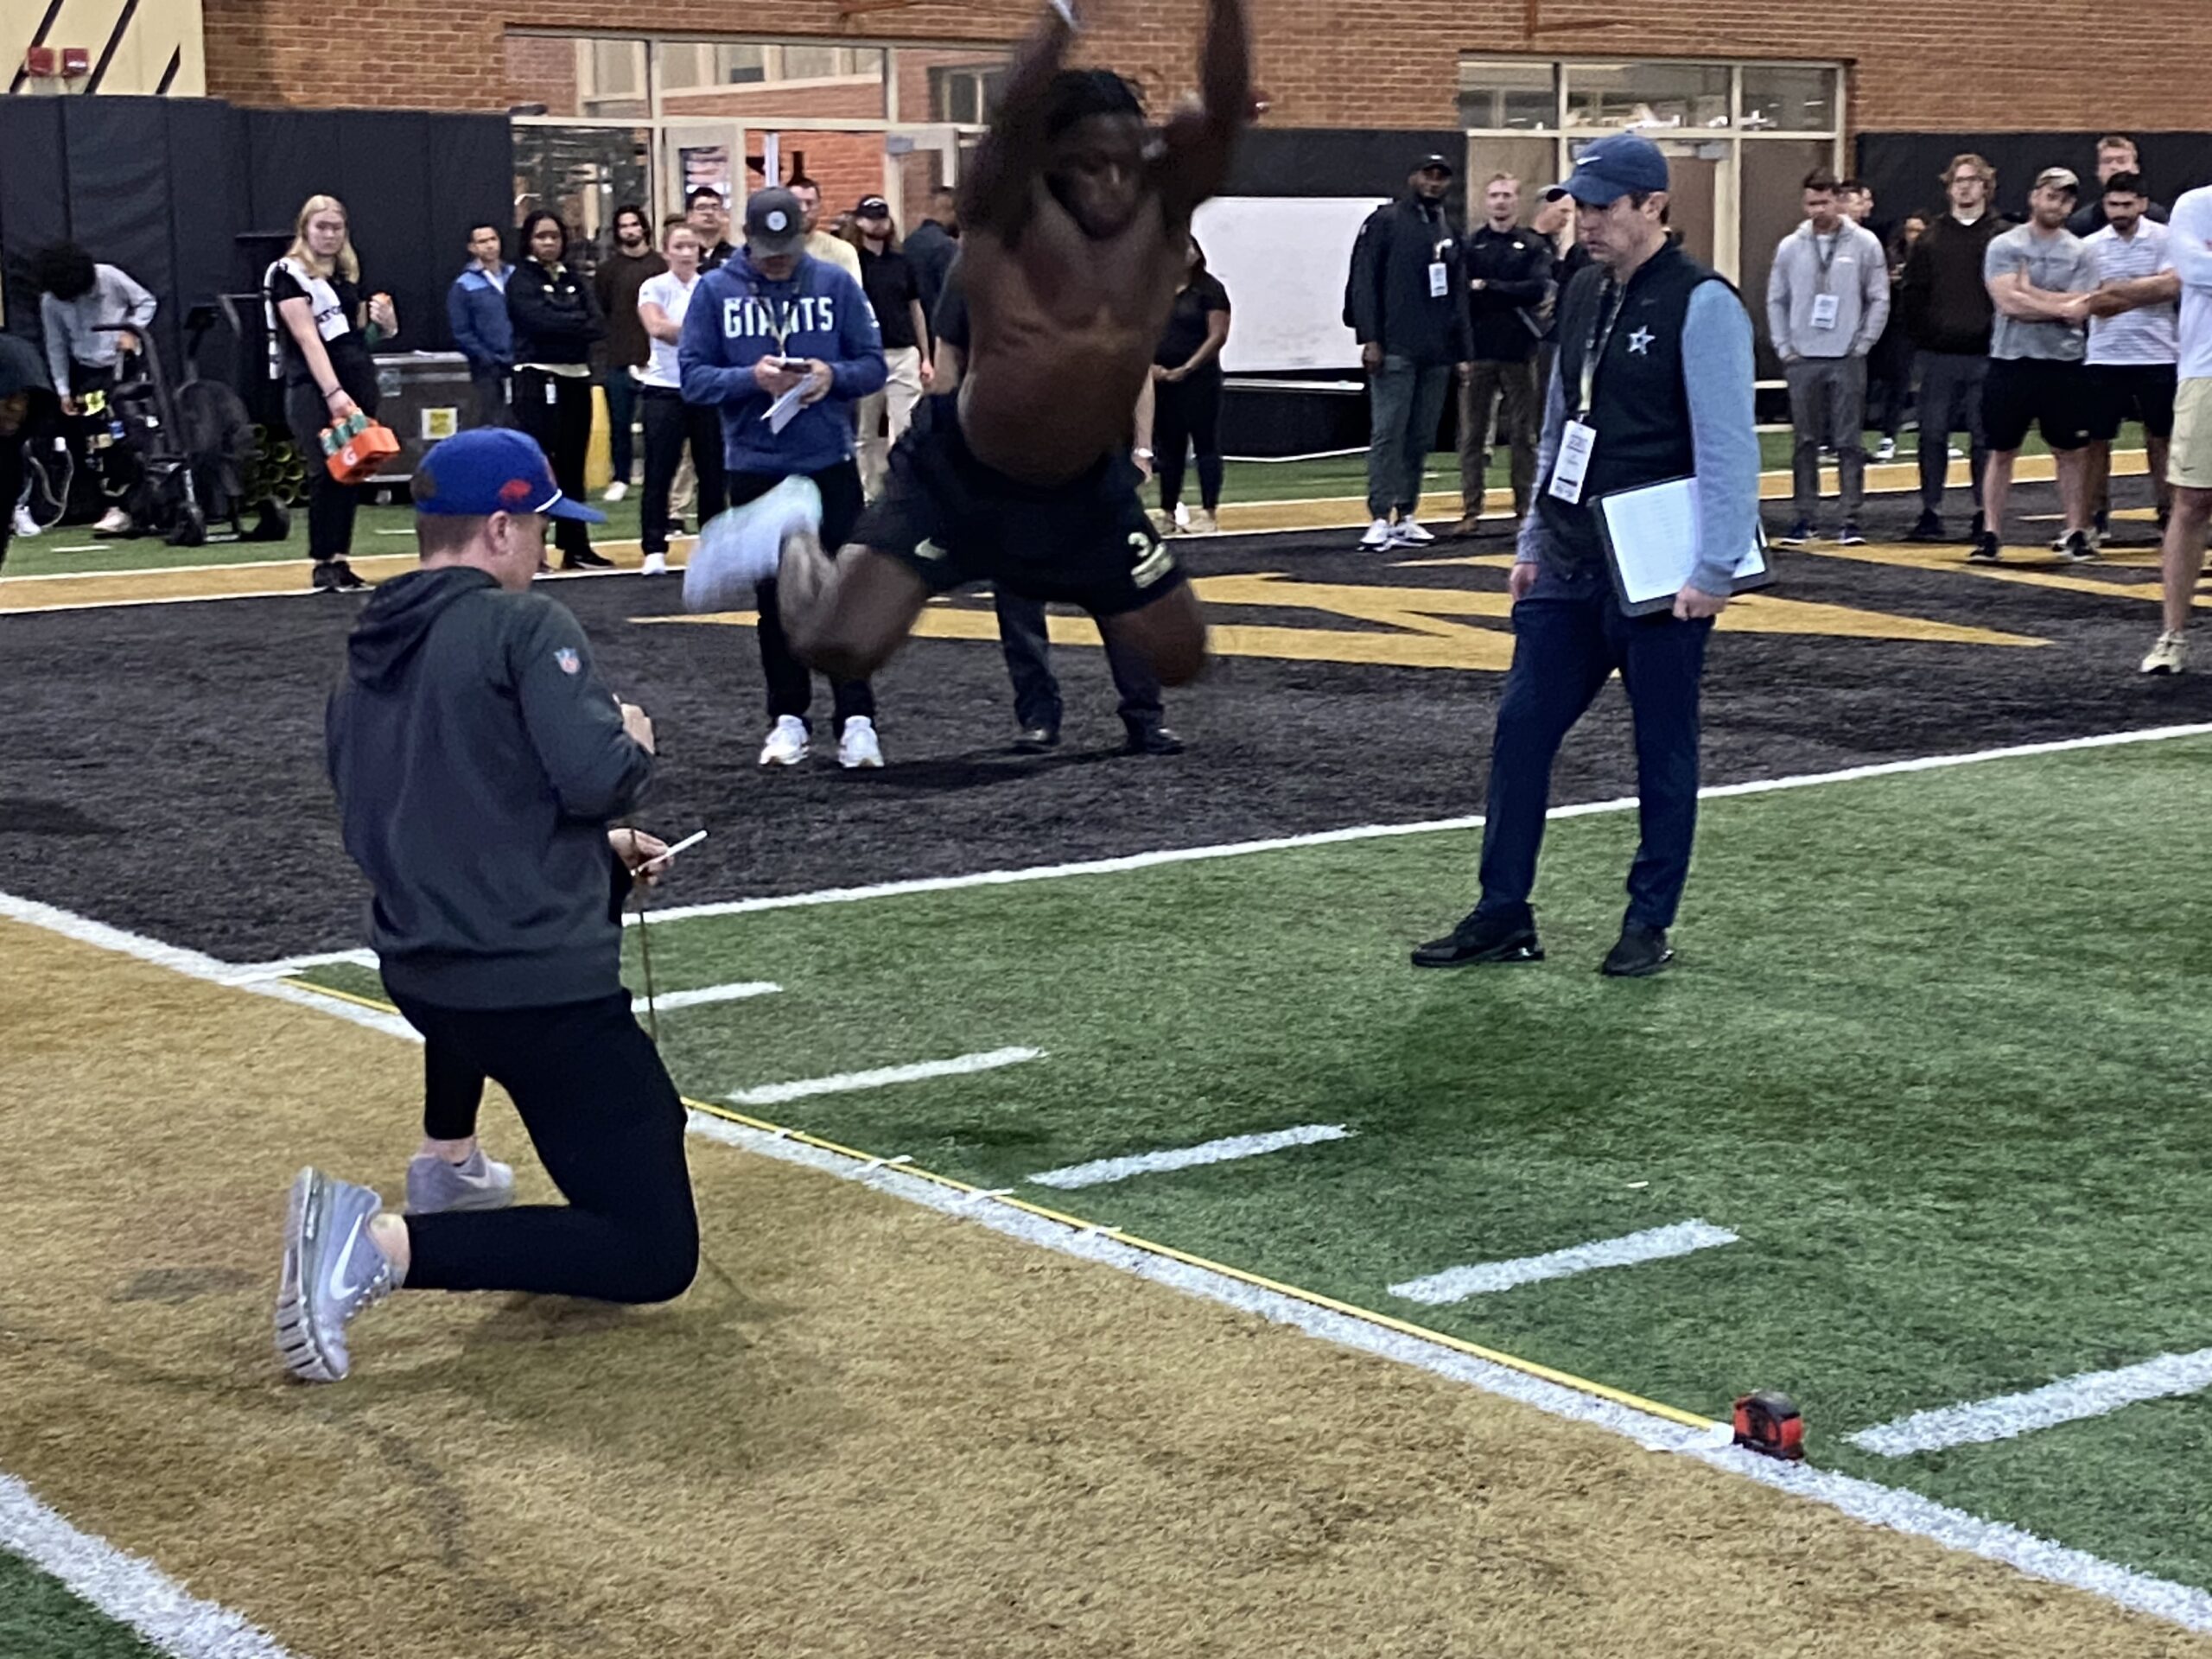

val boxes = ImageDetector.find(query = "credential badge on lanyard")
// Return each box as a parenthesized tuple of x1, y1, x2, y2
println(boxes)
(1548, 279, 1626, 507)
(1809, 230, 1842, 330)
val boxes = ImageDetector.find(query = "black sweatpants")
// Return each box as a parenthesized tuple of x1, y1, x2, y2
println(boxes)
(514, 368, 596, 561)
(284, 361, 380, 564)
(0, 432, 22, 569)
(639, 386, 726, 556)
(738, 460, 875, 728)
(1154, 370, 1224, 513)
(994, 591, 1164, 735)
(392, 990, 699, 1305)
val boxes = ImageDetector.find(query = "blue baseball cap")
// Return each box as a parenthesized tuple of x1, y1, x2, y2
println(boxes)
(1545, 134, 1671, 206)
(413, 427, 605, 523)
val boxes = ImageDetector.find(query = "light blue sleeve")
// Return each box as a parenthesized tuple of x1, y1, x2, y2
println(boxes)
(1681, 282, 1759, 595)
(2167, 189, 2212, 289)
(1515, 359, 1567, 564)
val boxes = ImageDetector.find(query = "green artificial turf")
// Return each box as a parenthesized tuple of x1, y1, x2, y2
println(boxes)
(10, 427, 2140, 579)
(0, 1549, 162, 1658)
(296, 731, 2212, 1586)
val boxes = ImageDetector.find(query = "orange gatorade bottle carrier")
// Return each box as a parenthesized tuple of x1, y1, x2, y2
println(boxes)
(321, 410, 400, 484)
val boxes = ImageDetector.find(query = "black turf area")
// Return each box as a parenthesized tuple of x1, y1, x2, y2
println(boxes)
(5, 476, 2209, 961)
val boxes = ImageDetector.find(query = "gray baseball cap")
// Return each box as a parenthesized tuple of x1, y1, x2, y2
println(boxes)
(745, 188, 806, 258)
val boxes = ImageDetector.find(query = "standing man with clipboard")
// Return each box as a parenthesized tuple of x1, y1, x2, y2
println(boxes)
(1412, 134, 1758, 979)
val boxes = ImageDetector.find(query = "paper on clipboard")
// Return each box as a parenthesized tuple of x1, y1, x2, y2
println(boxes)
(761, 384, 807, 434)
(1592, 476, 1770, 615)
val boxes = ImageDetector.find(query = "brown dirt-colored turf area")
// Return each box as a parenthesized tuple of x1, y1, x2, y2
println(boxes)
(3, 917, 2207, 1658)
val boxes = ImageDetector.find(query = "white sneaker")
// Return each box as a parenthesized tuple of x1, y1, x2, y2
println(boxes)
(11, 504, 38, 538)
(1394, 519, 1435, 545)
(640, 551, 668, 576)
(602, 480, 629, 503)
(759, 715, 810, 766)
(838, 715, 885, 768)
(93, 505, 132, 536)
(2141, 631, 2187, 676)
(1873, 438, 1897, 463)
(1188, 508, 1220, 536)
(275, 1168, 397, 1383)
(1360, 518, 1395, 550)
(685, 476, 823, 613)
(1948, 443, 1965, 460)
(404, 1147, 516, 1215)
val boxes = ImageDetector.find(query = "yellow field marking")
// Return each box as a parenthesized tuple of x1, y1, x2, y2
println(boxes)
(279, 969, 1725, 1433)
(1801, 541, 2206, 607)
(642, 568, 2042, 669)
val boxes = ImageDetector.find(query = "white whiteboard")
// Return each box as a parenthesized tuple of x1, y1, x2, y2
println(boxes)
(1191, 195, 1388, 373)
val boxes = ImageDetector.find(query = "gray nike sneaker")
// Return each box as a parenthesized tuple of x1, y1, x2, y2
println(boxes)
(276, 1168, 399, 1383)
(404, 1147, 516, 1215)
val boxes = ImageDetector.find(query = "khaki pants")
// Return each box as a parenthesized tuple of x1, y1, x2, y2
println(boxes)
(1459, 357, 1541, 518)
(859, 346, 925, 498)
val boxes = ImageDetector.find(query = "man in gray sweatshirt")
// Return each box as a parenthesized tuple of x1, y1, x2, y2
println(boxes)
(1767, 169, 1889, 546)
(277, 427, 697, 1385)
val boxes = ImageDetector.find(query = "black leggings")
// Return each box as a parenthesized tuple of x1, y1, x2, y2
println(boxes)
(1154, 370, 1224, 512)
(514, 368, 595, 559)
(285, 363, 379, 563)
(639, 386, 727, 556)
(394, 990, 698, 1305)
(735, 461, 875, 727)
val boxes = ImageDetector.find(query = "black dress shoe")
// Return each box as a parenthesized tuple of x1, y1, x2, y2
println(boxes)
(1125, 724, 1185, 756)
(561, 547, 616, 570)
(1599, 922, 1674, 977)
(1012, 726, 1060, 753)
(1410, 906, 1542, 969)
(1904, 510, 1945, 543)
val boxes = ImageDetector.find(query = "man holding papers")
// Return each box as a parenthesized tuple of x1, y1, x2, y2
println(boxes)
(681, 187, 889, 769)
(1413, 133, 1758, 978)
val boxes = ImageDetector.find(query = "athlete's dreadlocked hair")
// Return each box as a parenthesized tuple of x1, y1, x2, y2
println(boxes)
(1043, 68, 1145, 137)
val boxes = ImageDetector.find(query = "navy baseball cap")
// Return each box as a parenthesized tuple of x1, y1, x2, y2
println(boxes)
(414, 428, 605, 523)
(1546, 134, 1671, 205)
(855, 194, 891, 218)
(746, 188, 807, 257)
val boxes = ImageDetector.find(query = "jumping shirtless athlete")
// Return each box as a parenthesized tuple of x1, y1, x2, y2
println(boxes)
(693, 0, 1252, 686)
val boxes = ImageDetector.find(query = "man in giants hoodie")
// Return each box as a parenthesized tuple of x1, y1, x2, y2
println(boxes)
(681, 186, 889, 769)
(277, 428, 694, 1386)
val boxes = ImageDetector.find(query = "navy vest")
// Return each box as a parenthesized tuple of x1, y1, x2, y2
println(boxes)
(1536, 240, 1727, 568)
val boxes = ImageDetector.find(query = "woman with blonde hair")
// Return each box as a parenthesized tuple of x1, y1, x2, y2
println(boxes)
(266, 194, 397, 592)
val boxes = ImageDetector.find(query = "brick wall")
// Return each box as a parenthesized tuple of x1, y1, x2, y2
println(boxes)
(201, 0, 2212, 133)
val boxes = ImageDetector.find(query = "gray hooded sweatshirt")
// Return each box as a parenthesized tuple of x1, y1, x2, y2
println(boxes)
(326, 565, 652, 1010)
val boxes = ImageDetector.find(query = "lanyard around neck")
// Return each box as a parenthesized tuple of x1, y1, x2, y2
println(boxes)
(1578, 278, 1628, 420)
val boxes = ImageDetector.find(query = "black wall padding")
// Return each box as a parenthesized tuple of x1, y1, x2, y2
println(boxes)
(1856, 131, 2212, 227)
(0, 95, 510, 391)
(1225, 128, 1471, 201)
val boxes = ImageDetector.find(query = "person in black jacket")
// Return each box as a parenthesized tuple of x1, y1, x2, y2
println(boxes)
(1898, 154, 2008, 541)
(509, 210, 610, 569)
(904, 188, 960, 324)
(1347, 155, 1472, 550)
(280, 426, 695, 1385)
(1457, 173, 1552, 535)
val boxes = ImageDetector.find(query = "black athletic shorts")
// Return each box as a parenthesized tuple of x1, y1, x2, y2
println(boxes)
(1981, 357, 2092, 454)
(852, 393, 1185, 615)
(2085, 362, 2179, 442)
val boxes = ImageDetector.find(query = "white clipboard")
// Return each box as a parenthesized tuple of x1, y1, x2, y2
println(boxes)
(1592, 475, 1772, 616)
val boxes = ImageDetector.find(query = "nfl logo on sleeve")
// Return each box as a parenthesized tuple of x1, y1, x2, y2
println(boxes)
(556, 648, 581, 676)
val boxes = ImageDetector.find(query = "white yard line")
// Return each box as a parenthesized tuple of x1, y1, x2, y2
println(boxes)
(0, 1473, 304, 1658)
(1027, 1123, 1353, 1189)
(1848, 1348, 2212, 1459)
(640, 981, 780, 1012)
(637, 722, 2212, 927)
(7, 884, 2212, 1630)
(1388, 1221, 1739, 1304)
(727, 1046, 1043, 1108)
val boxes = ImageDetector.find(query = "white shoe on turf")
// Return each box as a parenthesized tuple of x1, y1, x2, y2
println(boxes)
(1360, 518, 1395, 550)
(93, 505, 132, 536)
(12, 504, 38, 539)
(275, 1168, 397, 1384)
(404, 1147, 516, 1215)
(640, 551, 668, 576)
(602, 480, 629, 502)
(760, 714, 810, 766)
(838, 715, 884, 769)
(1873, 437, 1897, 463)
(1188, 508, 1220, 536)
(2141, 631, 2187, 676)
(685, 476, 822, 613)
(1393, 519, 1435, 546)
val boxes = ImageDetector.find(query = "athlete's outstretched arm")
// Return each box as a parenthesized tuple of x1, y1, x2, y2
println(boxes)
(957, 5, 1075, 237)
(1156, 0, 1253, 221)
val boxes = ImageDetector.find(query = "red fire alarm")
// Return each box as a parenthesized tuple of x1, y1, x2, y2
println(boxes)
(22, 46, 56, 77)
(60, 45, 90, 77)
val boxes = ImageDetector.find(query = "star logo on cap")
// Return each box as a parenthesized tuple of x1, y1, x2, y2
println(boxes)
(1627, 327, 1653, 355)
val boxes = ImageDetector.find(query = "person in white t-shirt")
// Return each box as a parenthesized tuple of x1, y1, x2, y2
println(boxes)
(2084, 184, 2212, 672)
(634, 218, 726, 578)
(2077, 173, 2177, 540)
